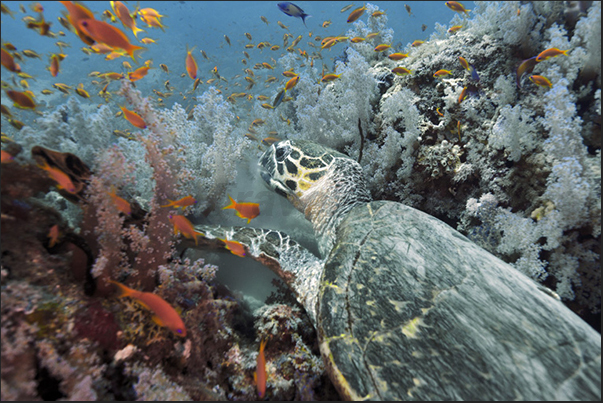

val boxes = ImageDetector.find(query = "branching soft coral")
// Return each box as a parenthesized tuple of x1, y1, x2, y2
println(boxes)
(294, 47, 378, 154)
(489, 104, 538, 162)
(18, 97, 116, 169)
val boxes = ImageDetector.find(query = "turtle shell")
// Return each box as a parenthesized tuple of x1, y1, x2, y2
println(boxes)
(318, 200, 600, 400)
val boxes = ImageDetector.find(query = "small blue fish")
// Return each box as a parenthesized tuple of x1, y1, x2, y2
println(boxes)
(277, 2, 310, 26)
(273, 88, 286, 108)
(468, 64, 480, 82)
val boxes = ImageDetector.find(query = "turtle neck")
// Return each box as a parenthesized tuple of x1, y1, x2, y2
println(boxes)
(300, 156, 372, 258)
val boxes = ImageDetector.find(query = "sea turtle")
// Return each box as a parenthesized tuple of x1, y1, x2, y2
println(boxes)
(193, 140, 601, 400)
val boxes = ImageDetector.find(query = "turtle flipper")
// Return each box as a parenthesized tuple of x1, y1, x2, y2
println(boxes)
(186, 225, 323, 326)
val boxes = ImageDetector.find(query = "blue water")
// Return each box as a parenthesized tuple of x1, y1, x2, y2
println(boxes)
(2, 1, 466, 108)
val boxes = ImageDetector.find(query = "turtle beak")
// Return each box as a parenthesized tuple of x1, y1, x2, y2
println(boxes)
(259, 166, 290, 198)
(258, 145, 291, 198)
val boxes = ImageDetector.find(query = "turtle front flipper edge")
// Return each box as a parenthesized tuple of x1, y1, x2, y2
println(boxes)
(187, 225, 323, 326)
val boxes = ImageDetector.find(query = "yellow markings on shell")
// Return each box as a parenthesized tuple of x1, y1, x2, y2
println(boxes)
(402, 316, 422, 338)
(324, 332, 355, 343)
(373, 266, 387, 276)
(298, 180, 312, 191)
(377, 376, 389, 393)
(366, 300, 376, 307)
(323, 280, 343, 293)
(356, 283, 364, 290)
(372, 332, 391, 345)
(388, 299, 409, 312)
(367, 203, 374, 217)
(367, 364, 389, 393)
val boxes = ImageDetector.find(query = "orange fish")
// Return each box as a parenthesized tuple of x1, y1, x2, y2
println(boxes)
(111, 1, 145, 38)
(127, 65, 150, 82)
(161, 195, 197, 208)
(1, 48, 21, 72)
(38, 161, 76, 193)
(255, 339, 268, 398)
(321, 38, 338, 50)
(284, 75, 300, 91)
(108, 186, 131, 215)
(109, 280, 186, 337)
(222, 195, 260, 224)
(59, 1, 96, 46)
(168, 214, 203, 245)
(374, 44, 391, 52)
(387, 53, 408, 61)
(529, 74, 552, 88)
(392, 67, 411, 76)
(458, 86, 468, 104)
(99, 71, 125, 81)
(433, 69, 452, 78)
(48, 224, 60, 247)
(516, 56, 538, 88)
(1, 150, 14, 164)
(75, 85, 90, 98)
(185, 45, 198, 80)
(6, 90, 36, 110)
(76, 18, 144, 61)
(411, 40, 424, 47)
(321, 73, 341, 82)
(347, 6, 366, 23)
(282, 70, 298, 78)
(49, 53, 61, 77)
(535, 48, 569, 62)
(458, 56, 469, 70)
(120, 106, 147, 129)
(138, 7, 164, 20)
(140, 14, 165, 30)
(219, 238, 246, 257)
(448, 25, 463, 33)
(445, 1, 471, 15)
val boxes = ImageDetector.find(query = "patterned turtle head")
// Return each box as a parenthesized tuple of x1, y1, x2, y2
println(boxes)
(259, 140, 371, 257)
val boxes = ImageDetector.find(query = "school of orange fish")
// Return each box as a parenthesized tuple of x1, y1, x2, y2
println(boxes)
(1, 1, 572, 397)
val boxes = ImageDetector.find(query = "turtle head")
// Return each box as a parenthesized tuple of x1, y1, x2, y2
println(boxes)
(259, 140, 371, 257)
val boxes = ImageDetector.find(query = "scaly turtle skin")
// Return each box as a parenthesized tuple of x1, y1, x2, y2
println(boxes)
(193, 140, 601, 400)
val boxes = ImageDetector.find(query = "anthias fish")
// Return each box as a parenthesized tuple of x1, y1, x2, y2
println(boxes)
(255, 339, 268, 398)
(223, 195, 260, 223)
(109, 280, 186, 337)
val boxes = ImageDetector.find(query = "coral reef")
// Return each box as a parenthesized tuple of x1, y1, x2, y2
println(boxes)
(1, 1, 600, 401)
(291, 1, 601, 320)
